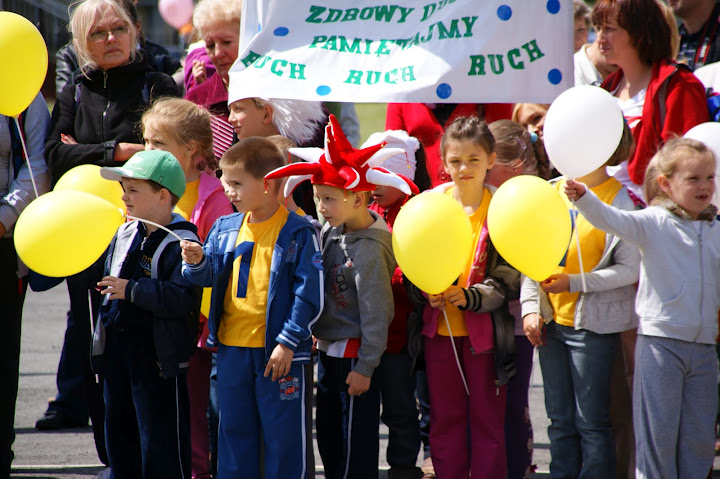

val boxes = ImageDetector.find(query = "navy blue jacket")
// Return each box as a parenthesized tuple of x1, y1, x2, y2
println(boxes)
(93, 215, 200, 378)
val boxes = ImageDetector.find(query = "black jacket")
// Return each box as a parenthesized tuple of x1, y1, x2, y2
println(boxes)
(45, 54, 178, 184)
(55, 42, 181, 98)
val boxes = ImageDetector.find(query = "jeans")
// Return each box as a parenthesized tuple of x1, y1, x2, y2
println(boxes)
(539, 322, 618, 479)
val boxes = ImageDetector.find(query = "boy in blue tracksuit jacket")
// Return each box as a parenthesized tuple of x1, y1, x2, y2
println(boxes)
(181, 137, 324, 479)
(94, 150, 200, 479)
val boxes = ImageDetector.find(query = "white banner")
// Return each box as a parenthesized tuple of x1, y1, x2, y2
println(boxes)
(228, 0, 574, 105)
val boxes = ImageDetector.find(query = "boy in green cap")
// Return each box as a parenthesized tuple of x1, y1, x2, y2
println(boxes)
(95, 150, 201, 478)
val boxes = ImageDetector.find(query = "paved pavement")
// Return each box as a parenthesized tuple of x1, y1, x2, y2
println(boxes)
(9, 285, 720, 478)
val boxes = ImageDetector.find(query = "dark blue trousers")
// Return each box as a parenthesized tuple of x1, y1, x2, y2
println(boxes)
(104, 326, 191, 479)
(0, 238, 26, 477)
(316, 352, 381, 479)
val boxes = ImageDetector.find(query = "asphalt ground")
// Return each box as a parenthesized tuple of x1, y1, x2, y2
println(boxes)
(10, 284, 720, 478)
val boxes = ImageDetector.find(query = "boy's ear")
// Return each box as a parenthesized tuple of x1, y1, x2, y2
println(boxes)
(352, 191, 366, 208)
(262, 103, 275, 125)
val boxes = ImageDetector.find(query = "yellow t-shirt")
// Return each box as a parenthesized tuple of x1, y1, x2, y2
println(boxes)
(549, 178, 623, 327)
(174, 178, 199, 221)
(218, 206, 289, 347)
(437, 186, 492, 337)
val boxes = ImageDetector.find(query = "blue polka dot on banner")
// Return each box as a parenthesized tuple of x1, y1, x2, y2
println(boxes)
(273, 27, 289, 36)
(546, 0, 560, 14)
(436, 83, 452, 99)
(548, 69, 562, 84)
(497, 5, 512, 21)
(316, 85, 332, 96)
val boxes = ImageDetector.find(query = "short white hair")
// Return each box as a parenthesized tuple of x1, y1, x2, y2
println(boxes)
(193, 0, 242, 38)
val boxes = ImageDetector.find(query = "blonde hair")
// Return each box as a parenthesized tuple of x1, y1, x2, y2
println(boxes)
(70, 0, 138, 76)
(511, 103, 550, 125)
(192, 0, 242, 38)
(266, 135, 296, 165)
(141, 98, 217, 171)
(643, 138, 714, 203)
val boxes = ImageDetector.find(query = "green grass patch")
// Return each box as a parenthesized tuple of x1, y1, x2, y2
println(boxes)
(356, 103, 388, 146)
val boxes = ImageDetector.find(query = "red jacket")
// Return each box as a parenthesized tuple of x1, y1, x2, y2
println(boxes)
(385, 103, 513, 187)
(601, 59, 709, 185)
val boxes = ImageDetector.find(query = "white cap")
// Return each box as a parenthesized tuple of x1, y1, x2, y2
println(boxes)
(360, 130, 419, 180)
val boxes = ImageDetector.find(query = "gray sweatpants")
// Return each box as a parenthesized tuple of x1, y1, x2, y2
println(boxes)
(633, 335, 717, 479)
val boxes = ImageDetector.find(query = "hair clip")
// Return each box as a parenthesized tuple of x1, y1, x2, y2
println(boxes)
(529, 131, 538, 144)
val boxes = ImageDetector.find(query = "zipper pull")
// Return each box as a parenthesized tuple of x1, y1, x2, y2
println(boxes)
(495, 379, 500, 396)
(103, 71, 108, 89)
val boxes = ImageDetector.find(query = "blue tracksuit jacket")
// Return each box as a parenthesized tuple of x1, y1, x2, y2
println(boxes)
(181, 210, 324, 362)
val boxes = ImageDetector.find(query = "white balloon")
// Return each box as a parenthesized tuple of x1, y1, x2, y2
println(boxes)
(684, 122, 720, 207)
(544, 85, 624, 179)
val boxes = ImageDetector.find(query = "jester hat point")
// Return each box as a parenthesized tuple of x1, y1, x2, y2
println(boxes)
(265, 115, 419, 197)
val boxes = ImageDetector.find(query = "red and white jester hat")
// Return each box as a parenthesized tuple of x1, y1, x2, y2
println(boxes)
(264, 114, 419, 197)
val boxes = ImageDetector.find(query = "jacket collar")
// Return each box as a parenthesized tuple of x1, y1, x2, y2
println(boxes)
(651, 196, 718, 222)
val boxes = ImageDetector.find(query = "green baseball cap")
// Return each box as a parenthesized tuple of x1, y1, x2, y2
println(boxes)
(100, 150, 186, 198)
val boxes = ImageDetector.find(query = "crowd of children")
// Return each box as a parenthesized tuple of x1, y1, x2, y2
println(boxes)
(7, 0, 720, 478)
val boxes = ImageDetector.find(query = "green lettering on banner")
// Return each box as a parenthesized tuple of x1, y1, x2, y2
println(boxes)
(360, 7, 374, 20)
(324, 9, 343, 22)
(339, 37, 362, 53)
(461, 16, 477, 37)
(397, 6, 414, 23)
(345, 70, 363, 84)
(306, 5, 325, 23)
(437, 19, 461, 39)
(420, 3, 436, 21)
(401, 65, 415, 81)
(241, 50, 261, 67)
(289, 63, 306, 79)
(342, 8, 359, 21)
(254, 55, 271, 68)
(374, 40, 392, 56)
(374, 5, 398, 22)
(270, 59, 287, 76)
(468, 55, 486, 75)
(467, 40, 545, 76)
(309, 36, 326, 49)
(344, 66, 416, 85)
(321, 36, 338, 50)
(522, 39, 545, 62)
(488, 54, 504, 74)
(508, 49, 524, 69)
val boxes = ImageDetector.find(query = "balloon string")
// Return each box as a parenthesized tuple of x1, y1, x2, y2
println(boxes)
(572, 201, 588, 292)
(125, 214, 184, 242)
(442, 309, 470, 396)
(14, 116, 39, 198)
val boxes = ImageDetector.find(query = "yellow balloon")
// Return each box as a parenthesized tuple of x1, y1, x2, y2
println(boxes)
(392, 193, 473, 295)
(14, 191, 124, 277)
(54, 164, 126, 213)
(487, 176, 572, 282)
(0, 12, 48, 117)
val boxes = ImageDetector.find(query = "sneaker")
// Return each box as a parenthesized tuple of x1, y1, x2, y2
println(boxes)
(35, 411, 87, 430)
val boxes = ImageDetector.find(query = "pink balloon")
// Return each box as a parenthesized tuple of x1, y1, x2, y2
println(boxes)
(158, 0, 194, 30)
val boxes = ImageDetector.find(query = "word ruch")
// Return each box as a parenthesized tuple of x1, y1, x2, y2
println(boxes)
(468, 40, 545, 75)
